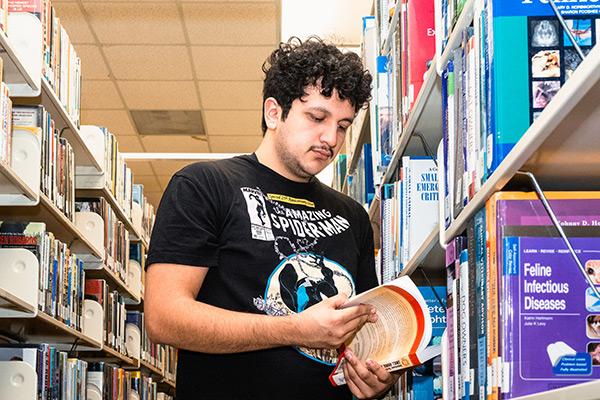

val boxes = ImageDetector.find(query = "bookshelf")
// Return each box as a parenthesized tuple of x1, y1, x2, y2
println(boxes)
(342, 107, 370, 194)
(0, 6, 170, 398)
(443, 43, 600, 242)
(346, 1, 600, 399)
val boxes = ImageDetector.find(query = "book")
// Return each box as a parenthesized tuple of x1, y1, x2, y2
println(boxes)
(329, 275, 440, 386)
(500, 228, 600, 398)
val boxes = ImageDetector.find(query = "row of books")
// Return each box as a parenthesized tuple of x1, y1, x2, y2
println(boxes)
(127, 311, 178, 382)
(0, 344, 174, 400)
(0, 221, 85, 331)
(14, 105, 76, 220)
(436, 0, 469, 58)
(361, 0, 437, 187)
(133, 183, 156, 242)
(76, 197, 130, 283)
(443, 192, 600, 400)
(85, 279, 127, 356)
(9, 0, 82, 125)
(0, 59, 12, 165)
(88, 361, 173, 400)
(0, 344, 88, 400)
(440, 0, 599, 228)
(346, 143, 375, 209)
(380, 157, 438, 282)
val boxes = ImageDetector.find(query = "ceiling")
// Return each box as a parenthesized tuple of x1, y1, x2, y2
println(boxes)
(52, 0, 370, 208)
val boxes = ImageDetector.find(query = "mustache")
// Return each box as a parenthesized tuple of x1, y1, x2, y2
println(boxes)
(309, 145, 333, 158)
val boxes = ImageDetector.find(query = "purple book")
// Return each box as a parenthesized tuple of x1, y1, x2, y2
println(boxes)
(492, 195, 600, 398)
(501, 230, 600, 399)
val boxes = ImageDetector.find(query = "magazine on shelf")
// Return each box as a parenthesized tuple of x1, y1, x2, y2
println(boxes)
(329, 276, 440, 386)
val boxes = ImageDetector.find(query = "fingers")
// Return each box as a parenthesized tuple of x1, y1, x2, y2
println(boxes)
(343, 349, 395, 399)
(338, 303, 378, 323)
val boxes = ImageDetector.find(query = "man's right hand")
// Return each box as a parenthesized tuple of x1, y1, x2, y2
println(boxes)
(290, 293, 377, 349)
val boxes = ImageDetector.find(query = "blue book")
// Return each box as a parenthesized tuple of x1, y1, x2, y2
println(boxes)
(487, 1, 600, 176)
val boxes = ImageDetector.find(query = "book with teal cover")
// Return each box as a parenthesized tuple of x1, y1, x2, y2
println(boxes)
(487, 0, 600, 176)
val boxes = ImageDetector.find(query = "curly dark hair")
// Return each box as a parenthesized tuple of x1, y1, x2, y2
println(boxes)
(261, 36, 373, 134)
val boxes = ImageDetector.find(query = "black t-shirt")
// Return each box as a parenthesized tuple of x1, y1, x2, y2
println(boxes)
(147, 154, 378, 399)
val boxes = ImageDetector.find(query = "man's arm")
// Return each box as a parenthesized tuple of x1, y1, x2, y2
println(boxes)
(144, 263, 377, 353)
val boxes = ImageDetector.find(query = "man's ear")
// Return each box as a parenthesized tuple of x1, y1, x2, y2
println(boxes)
(264, 97, 281, 130)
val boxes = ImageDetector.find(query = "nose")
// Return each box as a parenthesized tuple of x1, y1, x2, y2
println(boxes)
(319, 123, 338, 149)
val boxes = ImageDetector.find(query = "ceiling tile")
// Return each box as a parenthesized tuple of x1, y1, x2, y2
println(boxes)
(156, 175, 172, 187)
(144, 191, 164, 209)
(115, 135, 144, 152)
(81, 80, 124, 109)
(103, 45, 193, 80)
(197, 81, 262, 110)
(191, 46, 271, 81)
(181, 0, 273, 2)
(140, 135, 210, 152)
(82, 3, 185, 44)
(151, 160, 197, 176)
(127, 160, 155, 176)
(77, 45, 110, 80)
(208, 135, 262, 153)
(203, 110, 262, 136)
(81, 110, 139, 136)
(52, 3, 96, 44)
(133, 175, 162, 192)
(118, 81, 200, 110)
(182, 3, 277, 45)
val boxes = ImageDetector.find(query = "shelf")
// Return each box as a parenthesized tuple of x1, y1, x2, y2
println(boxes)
(0, 31, 40, 95)
(140, 359, 163, 377)
(436, 0, 476, 73)
(13, 79, 103, 173)
(76, 186, 146, 244)
(381, 2, 401, 54)
(79, 344, 139, 368)
(0, 192, 104, 259)
(399, 227, 445, 277)
(84, 263, 141, 303)
(0, 287, 36, 316)
(0, 310, 102, 349)
(444, 44, 600, 242)
(0, 160, 38, 204)
(512, 380, 600, 400)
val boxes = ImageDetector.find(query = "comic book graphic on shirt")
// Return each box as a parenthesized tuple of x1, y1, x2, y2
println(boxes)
(243, 187, 356, 365)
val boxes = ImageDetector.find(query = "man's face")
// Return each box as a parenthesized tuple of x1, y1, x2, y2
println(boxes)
(273, 86, 355, 181)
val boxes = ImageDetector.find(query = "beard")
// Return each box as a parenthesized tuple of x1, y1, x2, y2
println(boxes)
(275, 139, 315, 181)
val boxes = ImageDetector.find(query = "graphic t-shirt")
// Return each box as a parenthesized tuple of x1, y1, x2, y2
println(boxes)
(147, 154, 378, 399)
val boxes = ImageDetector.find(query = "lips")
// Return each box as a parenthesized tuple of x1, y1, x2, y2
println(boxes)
(311, 147, 332, 159)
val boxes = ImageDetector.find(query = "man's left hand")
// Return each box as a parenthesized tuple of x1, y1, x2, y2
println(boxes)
(342, 349, 399, 399)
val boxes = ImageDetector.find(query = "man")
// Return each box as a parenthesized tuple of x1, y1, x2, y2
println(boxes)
(145, 37, 398, 399)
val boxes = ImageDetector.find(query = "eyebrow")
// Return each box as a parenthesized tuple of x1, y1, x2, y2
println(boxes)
(306, 106, 354, 124)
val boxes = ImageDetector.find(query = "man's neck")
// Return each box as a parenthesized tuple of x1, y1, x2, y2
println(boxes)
(254, 141, 310, 183)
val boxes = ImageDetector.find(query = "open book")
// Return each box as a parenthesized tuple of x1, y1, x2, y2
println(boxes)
(329, 276, 440, 386)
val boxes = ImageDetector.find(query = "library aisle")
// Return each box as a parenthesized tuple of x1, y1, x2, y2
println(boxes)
(1, 0, 600, 399)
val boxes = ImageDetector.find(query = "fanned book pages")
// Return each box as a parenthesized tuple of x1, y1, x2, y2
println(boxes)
(329, 276, 440, 386)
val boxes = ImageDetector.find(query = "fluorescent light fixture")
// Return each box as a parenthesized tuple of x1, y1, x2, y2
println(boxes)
(122, 153, 242, 160)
